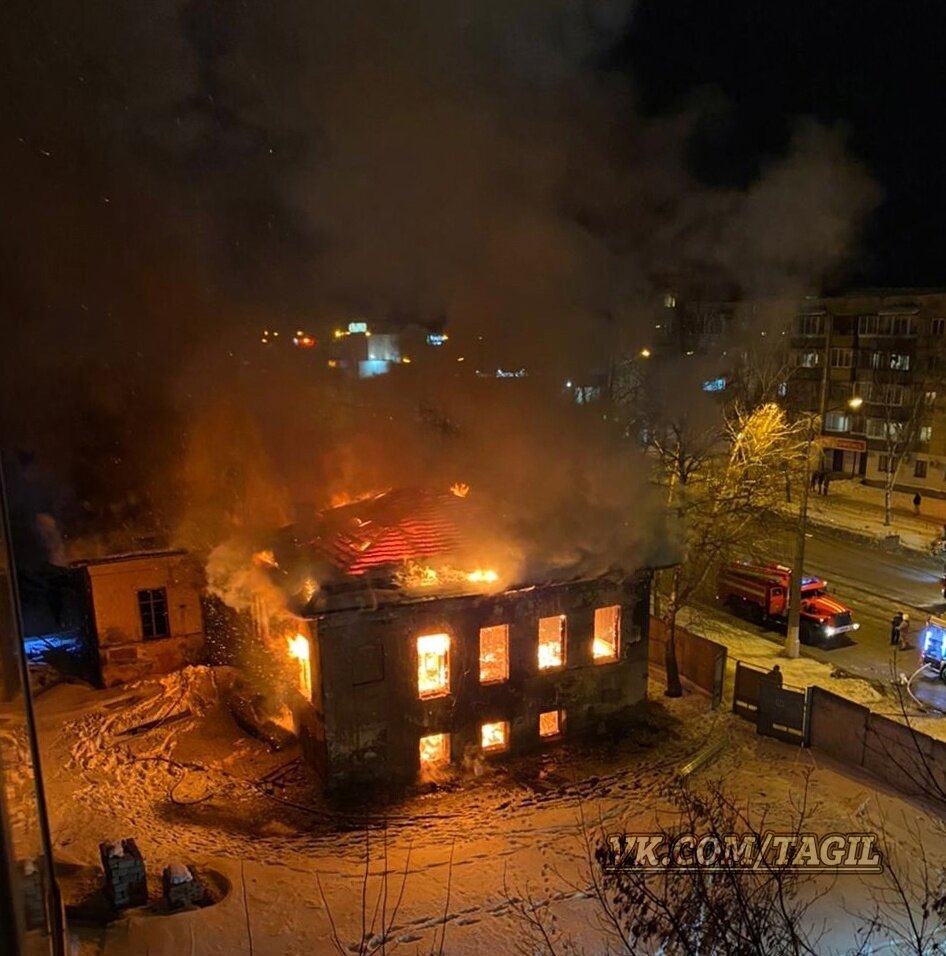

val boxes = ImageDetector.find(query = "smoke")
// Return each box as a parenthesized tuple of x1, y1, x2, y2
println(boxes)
(1, 0, 876, 577)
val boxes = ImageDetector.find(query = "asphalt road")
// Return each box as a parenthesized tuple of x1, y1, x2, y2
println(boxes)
(722, 527, 946, 709)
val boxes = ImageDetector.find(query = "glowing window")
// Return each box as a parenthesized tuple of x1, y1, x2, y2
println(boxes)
(593, 606, 620, 662)
(417, 633, 450, 698)
(537, 615, 565, 670)
(539, 710, 563, 738)
(419, 733, 450, 766)
(481, 720, 509, 753)
(479, 624, 509, 683)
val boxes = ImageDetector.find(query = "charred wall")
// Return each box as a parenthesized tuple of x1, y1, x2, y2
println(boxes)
(307, 570, 652, 789)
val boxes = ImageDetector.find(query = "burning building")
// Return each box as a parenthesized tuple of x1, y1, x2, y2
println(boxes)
(274, 489, 654, 789)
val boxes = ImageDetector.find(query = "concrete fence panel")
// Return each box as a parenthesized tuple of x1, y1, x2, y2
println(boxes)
(807, 687, 868, 766)
(863, 713, 946, 801)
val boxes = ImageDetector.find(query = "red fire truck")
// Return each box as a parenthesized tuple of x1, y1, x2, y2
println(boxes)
(717, 562, 859, 646)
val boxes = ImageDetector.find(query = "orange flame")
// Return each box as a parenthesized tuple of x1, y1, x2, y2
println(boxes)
(450, 482, 470, 498)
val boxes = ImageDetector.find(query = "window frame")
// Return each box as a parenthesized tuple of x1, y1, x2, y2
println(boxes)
(478, 624, 510, 684)
(537, 614, 566, 671)
(592, 606, 621, 663)
(137, 587, 170, 640)
(416, 633, 451, 699)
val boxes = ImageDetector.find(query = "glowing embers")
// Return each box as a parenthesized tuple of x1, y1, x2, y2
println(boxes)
(537, 615, 566, 670)
(417, 633, 451, 698)
(288, 633, 312, 698)
(539, 709, 563, 738)
(479, 624, 509, 684)
(481, 720, 509, 753)
(593, 605, 621, 662)
(419, 733, 450, 766)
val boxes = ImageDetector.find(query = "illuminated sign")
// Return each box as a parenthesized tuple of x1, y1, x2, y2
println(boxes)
(348, 321, 368, 334)
(426, 333, 448, 346)
(702, 377, 727, 392)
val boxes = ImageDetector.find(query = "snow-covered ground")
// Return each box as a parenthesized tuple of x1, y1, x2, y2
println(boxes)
(795, 478, 946, 554)
(30, 660, 946, 955)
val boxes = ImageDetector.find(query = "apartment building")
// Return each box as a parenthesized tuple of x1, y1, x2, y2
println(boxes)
(788, 291, 946, 495)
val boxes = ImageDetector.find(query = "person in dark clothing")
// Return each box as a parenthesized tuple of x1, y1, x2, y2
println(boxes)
(766, 664, 783, 688)
(810, 471, 819, 491)
(822, 475, 831, 496)
(890, 611, 904, 647)
(816, 472, 825, 494)
(914, 492, 922, 515)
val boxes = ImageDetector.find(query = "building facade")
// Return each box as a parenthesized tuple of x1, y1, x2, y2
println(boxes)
(297, 571, 651, 789)
(74, 550, 206, 687)
(787, 291, 946, 495)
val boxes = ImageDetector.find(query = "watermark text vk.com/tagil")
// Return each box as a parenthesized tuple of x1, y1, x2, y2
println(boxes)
(600, 833, 883, 873)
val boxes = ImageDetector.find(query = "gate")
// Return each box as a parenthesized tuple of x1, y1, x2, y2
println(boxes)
(732, 661, 808, 745)
(757, 684, 808, 744)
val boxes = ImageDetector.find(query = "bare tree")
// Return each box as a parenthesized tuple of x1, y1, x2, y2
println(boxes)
(861, 372, 929, 525)
(651, 403, 806, 696)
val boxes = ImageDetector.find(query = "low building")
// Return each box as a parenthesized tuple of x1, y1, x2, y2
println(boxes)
(72, 550, 206, 687)
(278, 490, 654, 789)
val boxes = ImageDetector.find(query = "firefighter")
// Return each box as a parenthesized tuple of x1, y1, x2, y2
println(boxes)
(890, 611, 904, 647)
(900, 613, 912, 650)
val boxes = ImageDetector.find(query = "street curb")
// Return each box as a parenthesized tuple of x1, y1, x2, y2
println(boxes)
(803, 514, 929, 557)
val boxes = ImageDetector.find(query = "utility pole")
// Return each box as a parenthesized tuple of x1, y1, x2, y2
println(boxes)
(785, 313, 832, 658)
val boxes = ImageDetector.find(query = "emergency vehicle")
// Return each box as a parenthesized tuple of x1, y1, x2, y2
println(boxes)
(717, 562, 859, 646)
(920, 616, 946, 680)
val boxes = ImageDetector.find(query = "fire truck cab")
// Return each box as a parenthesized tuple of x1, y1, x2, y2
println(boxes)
(717, 562, 859, 646)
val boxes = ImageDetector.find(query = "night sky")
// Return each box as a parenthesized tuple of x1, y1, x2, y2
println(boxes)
(623, 0, 946, 288)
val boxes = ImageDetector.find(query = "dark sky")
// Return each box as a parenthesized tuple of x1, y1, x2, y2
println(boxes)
(0, 0, 937, 548)
(622, 0, 946, 288)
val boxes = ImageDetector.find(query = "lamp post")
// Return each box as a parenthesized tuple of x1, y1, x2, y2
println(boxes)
(784, 395, 863, 658)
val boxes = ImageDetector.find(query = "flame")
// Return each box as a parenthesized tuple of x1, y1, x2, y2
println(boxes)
(301, 578, 318, 602)
(329, 489, 386, 509)
(450, 482, 470, 498)
(288, 633, 309, 661)
(253, 550, 278, 569)
(398, 562, 500, 591)
(288, 633, 312, 698)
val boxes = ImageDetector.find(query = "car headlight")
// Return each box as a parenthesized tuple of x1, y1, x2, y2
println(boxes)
(852, 622, 860, 630)
(824, 626, 836, 636)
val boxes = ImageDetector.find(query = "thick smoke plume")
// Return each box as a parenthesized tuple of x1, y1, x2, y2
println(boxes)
(2, 0, 876, 580)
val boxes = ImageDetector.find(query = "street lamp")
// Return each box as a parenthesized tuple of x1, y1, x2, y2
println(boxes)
(784, 395, 863, 658)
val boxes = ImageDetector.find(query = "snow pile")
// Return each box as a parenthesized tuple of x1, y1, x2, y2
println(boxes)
(105, 841, 125, 859)
(166, 863, 192, 885)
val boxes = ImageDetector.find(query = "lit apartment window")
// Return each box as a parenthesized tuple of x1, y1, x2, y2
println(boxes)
(417, 633, 450, 698)
(823, 412, 850, 433)
(419, 733, 450, 766)
(138, 588, 169, 640)
(481, 720, 509, 753)
(537, 615, 565, 670)
(921, 426, 933, 443)
(926, 391, 938, 406)
(889, 352, 911, 370)
(539, 709, 563, 738)
(793, 350, 820, 368)
(593, 606, 621, 661)
(479, 624, 510, 684)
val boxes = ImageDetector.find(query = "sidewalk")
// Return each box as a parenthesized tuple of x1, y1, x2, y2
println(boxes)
(796, 478, 946, 554)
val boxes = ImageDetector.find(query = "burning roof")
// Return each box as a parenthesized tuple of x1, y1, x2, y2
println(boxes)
(311, 488, 474, 576)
